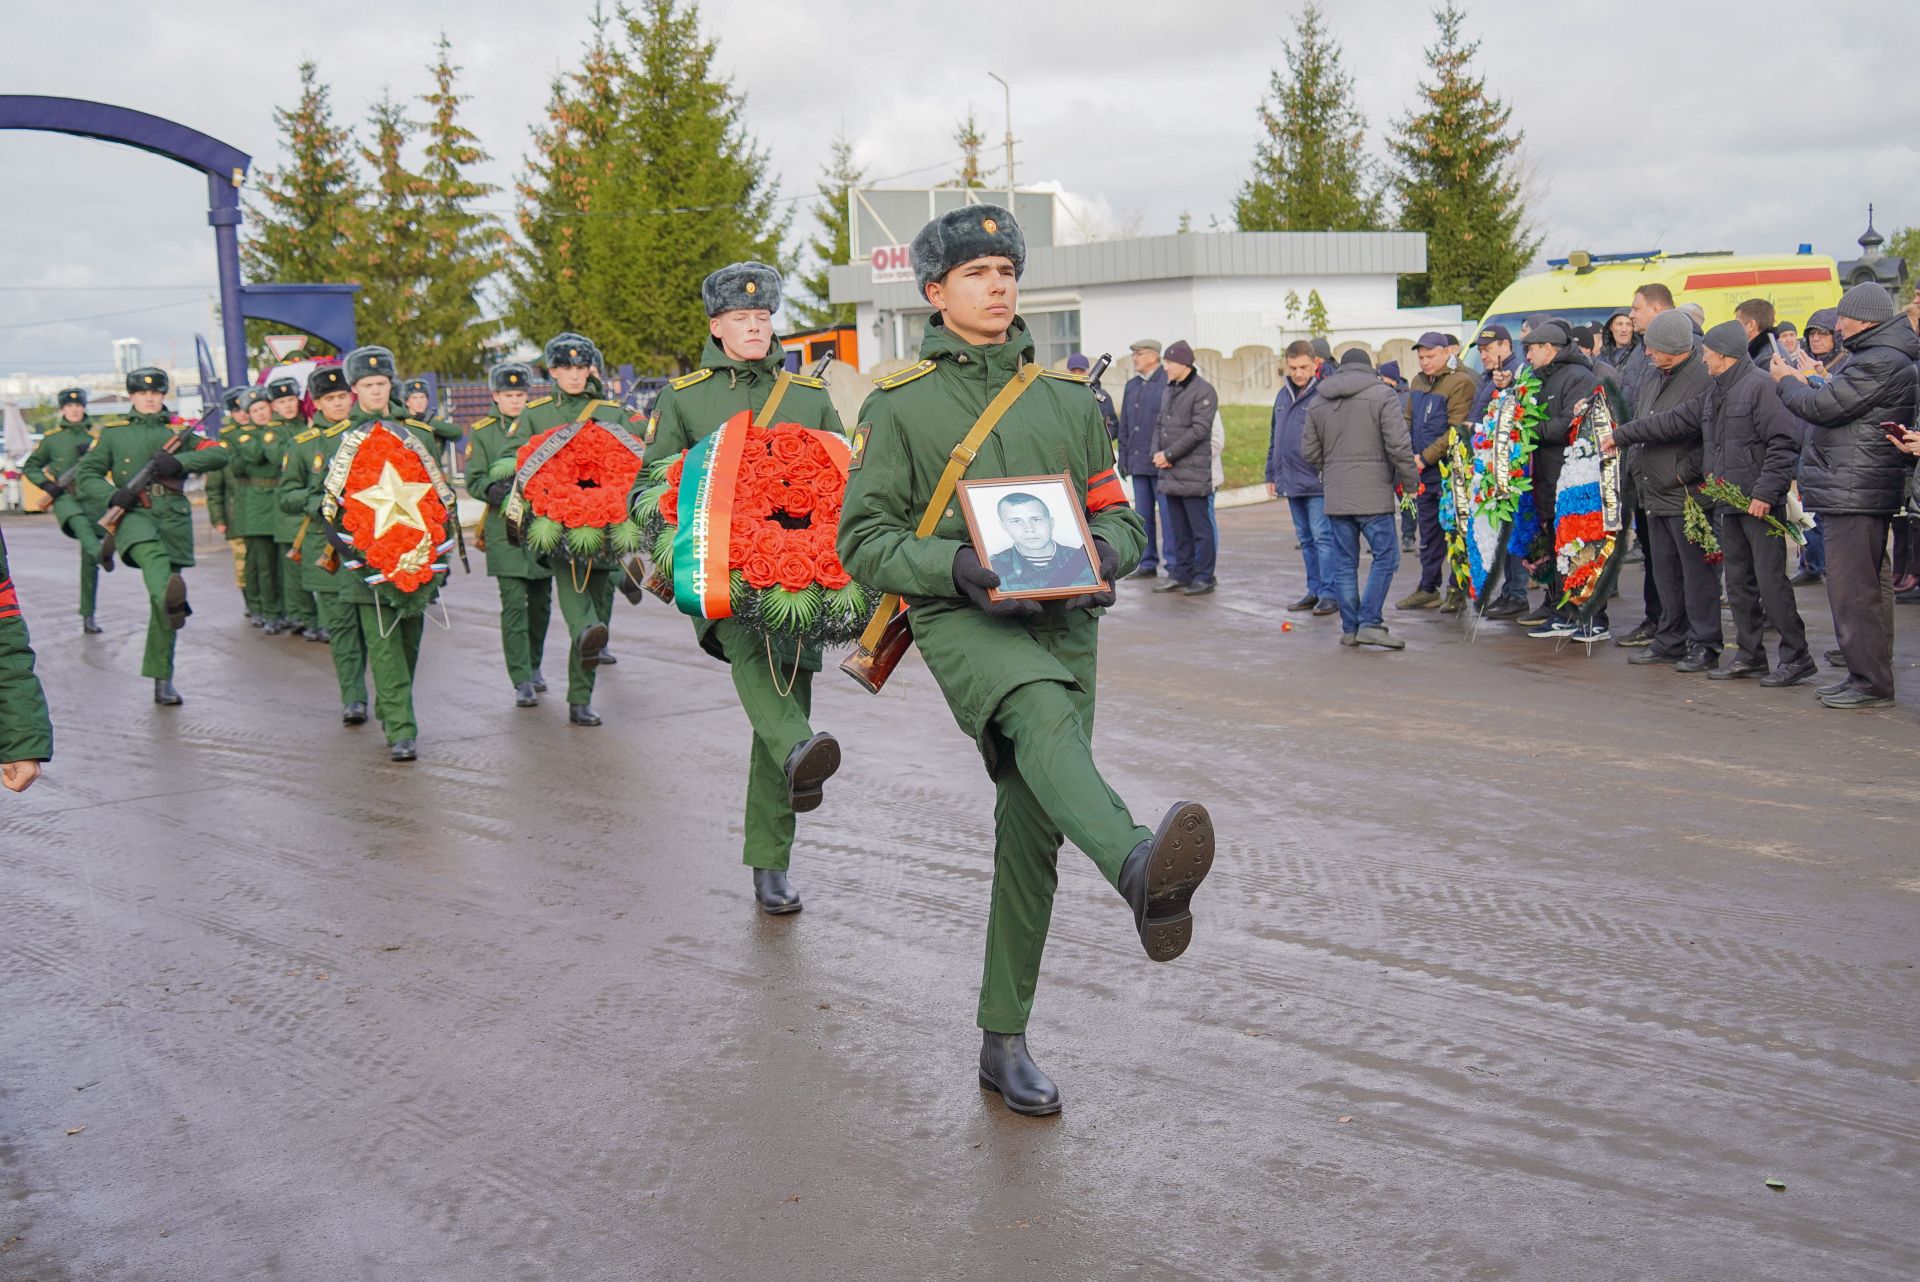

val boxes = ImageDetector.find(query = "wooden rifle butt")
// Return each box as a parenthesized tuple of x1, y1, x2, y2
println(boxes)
(839, 609, 913, 693)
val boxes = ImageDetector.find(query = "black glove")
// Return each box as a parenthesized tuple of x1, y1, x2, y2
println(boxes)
(953, 546, 1040, 617)
(149, 450, 186, 481)
(485, 479, 512, 505)
(39, 481, 64, 500)
(110, 487, 142, 511)
(1060, 537, 1120, 612)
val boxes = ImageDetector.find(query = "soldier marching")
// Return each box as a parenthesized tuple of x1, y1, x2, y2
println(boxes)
(21, 386, 107, 634)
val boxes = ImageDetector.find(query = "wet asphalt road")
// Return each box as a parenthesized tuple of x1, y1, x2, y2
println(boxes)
(2, 507, 1916, 1281)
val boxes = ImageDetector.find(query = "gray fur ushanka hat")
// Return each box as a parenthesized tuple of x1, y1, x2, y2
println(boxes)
(702, 262, 782, 317)
(911, 204, 1025, 297)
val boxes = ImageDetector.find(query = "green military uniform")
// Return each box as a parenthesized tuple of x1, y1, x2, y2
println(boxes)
(269, 374, 321, 636)
(206, 388, 248, 608)
(322, 351, 458, 754)
(642, 333, 843, 874)
(278, 397, 368, 715)
(229, 391, 288, 628)
(0, 523, 54, 767)
(839, 310, 1153, 1037)
(521, 335, 627, 714)
(464, 364, 552, 698)
(21, 389, 105, 626)
(75, 369, 229, 691)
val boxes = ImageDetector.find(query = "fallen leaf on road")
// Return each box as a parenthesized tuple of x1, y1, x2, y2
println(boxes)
(1338, 1116, 1353, 1124)
(782, 1194, 801, 1203)
(65, 1126, 86, 1136)
(1765, 1178, 1786, 1191)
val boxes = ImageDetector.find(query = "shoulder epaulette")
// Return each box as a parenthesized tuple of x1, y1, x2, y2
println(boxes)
(470, 415, 496, 430)
(670, 369, 713, 392)
(294, 427, 321, 444)
(97, 416, 129, 428)
(525, 395, 553, 409)
(404, 417, 431, 430)
(591, 399, 621, 412)
(788, 374, 826, 390)
(1040, 368, 1088, 384)
(873, 360, 936, 390)
(324, 421, 353, 438)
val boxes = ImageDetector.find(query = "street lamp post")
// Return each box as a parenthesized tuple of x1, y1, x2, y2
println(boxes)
(987, 72, 1014, 211)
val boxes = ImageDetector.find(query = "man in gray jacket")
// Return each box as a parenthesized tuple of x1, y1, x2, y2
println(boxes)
(1303, 349, 1418, 648)
(1151, 340, 1218, 595)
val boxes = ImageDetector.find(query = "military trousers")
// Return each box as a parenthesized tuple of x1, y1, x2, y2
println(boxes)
(62, 514, 102, 618)
(126, 541, 180, 680)
(359, 604, 424, 743)
(495, 575, 553, 686)
(555, 563, 614, 706)
(715, 619, 815, 872)
(278, 541, 318, 628)
(976, 678, 1152, 1035)
(242, 534, 280, 620)
(319, 590, 369, 706)
(227, 538, 248, 595)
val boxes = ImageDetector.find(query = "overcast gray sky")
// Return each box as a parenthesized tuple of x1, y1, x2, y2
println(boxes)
(2, 0, 1913, 375)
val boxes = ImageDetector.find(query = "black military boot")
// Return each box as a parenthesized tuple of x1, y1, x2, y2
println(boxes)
(389, 739, 417, 763)
(1119, 801, 1216, 962)
(530, 668, 548, 693)
(752, 868, 802, 915)
(342, 701, 368, 725)
(263, 617, 285, 636)
(515, 681, 539, 708)
(568, 703, 602, 727)
(164, 575, 191, 631)
(978, 1032, 1061, 1116)
(248, 613, 266, 628)
(783, 731, 841, 813)
(82, 615, 102, 635)
(597, 649, 618, 666)
(307, 627, 331, 643)
(577, 623, 609, 671)
(152, 679, 182, 706)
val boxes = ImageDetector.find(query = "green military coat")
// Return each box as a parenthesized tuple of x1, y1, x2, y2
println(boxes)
(278, 414, 355, 594)
(0, 524, 53, 765)
(229, 418, 291, 538)
(75, 410, 230, 567)
(464, 411, 553, 581)
(638, 338, 844, 664)
(22, 418, 104, 533)
(516, 381, 632, 569)
(204, 424, 239, 530)
(837, 316, 1144, 767)
(271, 414, 311, 543)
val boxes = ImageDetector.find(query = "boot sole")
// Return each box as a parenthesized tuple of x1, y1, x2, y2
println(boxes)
(786, 733, 841, 814)
(578, 623, 609, 671)
(757, 898, 803, 916)
(1140, 801, 1215, 962)
(164, 574, 190, 631)
(978, 1073, 1062, 1117)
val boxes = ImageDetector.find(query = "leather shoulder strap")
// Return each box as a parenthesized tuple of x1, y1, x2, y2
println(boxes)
(752, 371, 795, 428)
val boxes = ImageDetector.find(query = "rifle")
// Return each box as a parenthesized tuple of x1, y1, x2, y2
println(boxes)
(97, 416, 208, 567)
(441, 439, 471, 574)
(1087, 353, 1117, 460)
(287, 514, 311, 564)
(32, 443, 91, 513)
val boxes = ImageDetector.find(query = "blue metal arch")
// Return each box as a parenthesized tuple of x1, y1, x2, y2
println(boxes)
(0, 95, 359, 396)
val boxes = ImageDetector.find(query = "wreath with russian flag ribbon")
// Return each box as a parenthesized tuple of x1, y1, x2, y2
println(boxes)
(320, 421, 456, 594)
(1553, 382, 1626, 609)
(632, 411, 872, 647)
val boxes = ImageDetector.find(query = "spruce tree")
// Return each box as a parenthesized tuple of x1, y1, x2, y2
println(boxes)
(415, 33, 507, 376)
(1386, 2, 1539, 317)
(791, 134, 864, 329)
(344, 93, 431, 365)
(509, 1, 786, 373)
(1234, 3, 1383, 232)
(243, 60, 365, 356)
(951, 112, 987, 188)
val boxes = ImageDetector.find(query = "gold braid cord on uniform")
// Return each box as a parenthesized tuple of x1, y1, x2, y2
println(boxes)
(853, 362, 1041, 655)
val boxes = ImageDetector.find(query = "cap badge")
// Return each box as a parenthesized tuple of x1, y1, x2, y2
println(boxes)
(143, 375, 154, 385)
(982, 217, 997, 234)
(744, 280, 756, 295)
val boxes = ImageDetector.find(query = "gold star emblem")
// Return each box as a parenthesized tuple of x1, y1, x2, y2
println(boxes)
(351, 460, 434, 540)
(983, 217, 997, 234)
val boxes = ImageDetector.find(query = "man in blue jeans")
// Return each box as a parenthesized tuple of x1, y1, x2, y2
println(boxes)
(1266, 340, 1336, 614)
(1117, 339, 1170, 578)
(1301, 348, 1419, 648)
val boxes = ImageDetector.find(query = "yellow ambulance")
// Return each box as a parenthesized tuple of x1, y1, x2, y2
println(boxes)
(1476, 248, 1843, 345)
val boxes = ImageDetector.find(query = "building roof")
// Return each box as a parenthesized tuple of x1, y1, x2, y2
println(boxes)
(829, 230, 1428, 309)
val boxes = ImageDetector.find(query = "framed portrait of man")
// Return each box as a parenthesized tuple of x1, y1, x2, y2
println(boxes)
(956, 473, 1106, 602)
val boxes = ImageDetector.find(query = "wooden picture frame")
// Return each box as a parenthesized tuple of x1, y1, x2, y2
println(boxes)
(955, 472, 1107, 603)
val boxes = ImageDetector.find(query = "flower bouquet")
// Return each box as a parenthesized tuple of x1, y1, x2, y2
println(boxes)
(632, 410, 872, 647)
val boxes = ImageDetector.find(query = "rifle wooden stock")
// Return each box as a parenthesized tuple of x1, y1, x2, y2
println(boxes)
(839, 602, 912, 693)
(96, 423, 202, 566)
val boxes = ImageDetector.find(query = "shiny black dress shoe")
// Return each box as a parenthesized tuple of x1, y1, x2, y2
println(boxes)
(82, 615, 102, 635)
(1119, 801, 1216, 962)
(152, 679, 183, 706)
(979, 1032, 1061, 1116)
(389, 739, 417, 762)
(783, 731, 841, 813)
(515, 681, 539, 708)
(342, 701, 369, 725)
(531, 668, 548, 692)
(752, 867, 802, 915)
(577, 623, 609, 670)
(568, 703, 602, 727)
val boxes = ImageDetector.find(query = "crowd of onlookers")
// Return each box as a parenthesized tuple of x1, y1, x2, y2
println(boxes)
(1099, 280, 1920, 707)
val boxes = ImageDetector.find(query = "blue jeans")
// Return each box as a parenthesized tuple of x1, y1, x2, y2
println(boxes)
(1286, 495, 1334, 598)
(1131, 473, 1171, 572)
(1328, 513, 1400, 632)
(1164, 493, 1216, 586)
(1799, 515, 1825, 576)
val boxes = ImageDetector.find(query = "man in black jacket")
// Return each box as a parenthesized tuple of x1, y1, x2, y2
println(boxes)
(1151, 340, 1219, 595)
(1610, 311, 1720, 670)
(1773, 283, 1920, 707)
(1609, 322, 1814, 686)
(1118, 340, 1169, 578)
